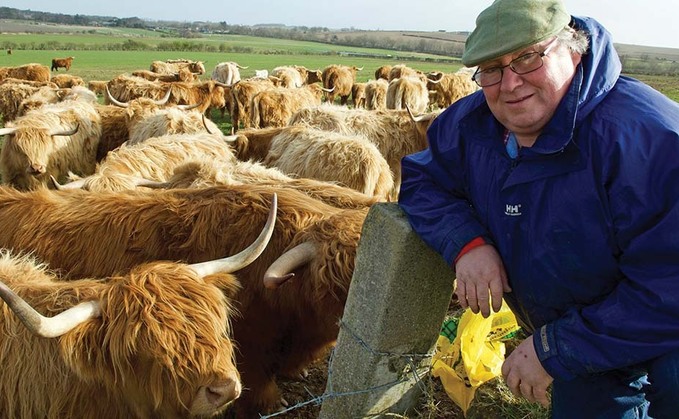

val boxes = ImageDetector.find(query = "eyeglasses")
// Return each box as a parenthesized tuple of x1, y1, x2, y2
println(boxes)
(471, 39, 558, 87)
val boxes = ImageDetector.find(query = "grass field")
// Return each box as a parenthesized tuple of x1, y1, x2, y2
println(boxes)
(1, 48, 464, 84)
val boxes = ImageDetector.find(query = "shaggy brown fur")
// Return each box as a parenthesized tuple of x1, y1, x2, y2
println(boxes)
(0, 99, 102, 190)
(106, 76, 225, 115)
(229, 78, 276, 132)
(0, 63, 51, 83)
(211, 62, 244, 86)
(72, 133, 237, 192)
(150, 59, 205, 75)
(162, 159, 380, 209)
(51, 74, 85, 88)
(374, 65, 392, 80)
(51, 57, 74, 72)
(263, 125, 394, 199)
(364, 79, 389, 110)
(387, 64, 428, 83)
(230, 126, 287, 161)
(249, 84, 325, 129)
(321, 64, 360, 105)
(0, 184, 368, 418)
(351, 82, 366, 108)
(289, 104, 442, 200)
(386, 76, 430, 115)
(426, 71, 479, 108)
(0, 249, 241, 418)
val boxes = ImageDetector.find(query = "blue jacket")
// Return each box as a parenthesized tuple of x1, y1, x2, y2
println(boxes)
(399, 16, 679, 380)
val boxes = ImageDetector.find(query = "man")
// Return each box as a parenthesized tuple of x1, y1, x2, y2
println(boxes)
(398, 0, 679, 417)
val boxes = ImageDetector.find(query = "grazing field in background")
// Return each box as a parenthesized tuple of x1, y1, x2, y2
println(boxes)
(0, 49, 464, 83)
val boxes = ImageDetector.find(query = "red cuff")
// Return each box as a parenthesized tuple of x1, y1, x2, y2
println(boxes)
(454, 237, 486, 264)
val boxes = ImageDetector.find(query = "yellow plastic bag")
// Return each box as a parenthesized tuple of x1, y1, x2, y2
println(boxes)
(431, 301, 520, 415)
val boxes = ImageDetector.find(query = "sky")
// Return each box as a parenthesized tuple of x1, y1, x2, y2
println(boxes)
(3, 0, 678, 49)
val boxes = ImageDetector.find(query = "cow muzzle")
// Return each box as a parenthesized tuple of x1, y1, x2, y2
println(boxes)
(28, 164, 46, 175)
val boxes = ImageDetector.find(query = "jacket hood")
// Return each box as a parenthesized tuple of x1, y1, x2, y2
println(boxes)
(573, 16, 621, 122)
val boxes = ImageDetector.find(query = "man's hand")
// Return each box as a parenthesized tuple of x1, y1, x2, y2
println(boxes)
(454, 244, 511, 317)
(501, 336, 553, 407)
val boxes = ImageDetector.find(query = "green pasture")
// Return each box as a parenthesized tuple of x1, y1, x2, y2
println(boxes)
(1, 49, 465, 84)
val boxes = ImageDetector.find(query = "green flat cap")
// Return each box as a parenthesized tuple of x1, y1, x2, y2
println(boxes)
(462, 0, 571, 67)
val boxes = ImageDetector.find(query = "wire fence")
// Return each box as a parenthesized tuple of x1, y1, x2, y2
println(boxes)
(258, 318, 438, 419)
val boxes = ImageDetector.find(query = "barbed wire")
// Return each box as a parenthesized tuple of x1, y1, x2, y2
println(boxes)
(258, 318, 438, 418)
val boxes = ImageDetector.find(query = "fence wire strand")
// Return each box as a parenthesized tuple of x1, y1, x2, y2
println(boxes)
(258, 318, 438, 418)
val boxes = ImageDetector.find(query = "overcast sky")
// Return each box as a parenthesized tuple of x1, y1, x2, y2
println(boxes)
(3, 0, 677, 49)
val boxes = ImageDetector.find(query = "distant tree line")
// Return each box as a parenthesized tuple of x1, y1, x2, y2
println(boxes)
(0, 6, 462, 59)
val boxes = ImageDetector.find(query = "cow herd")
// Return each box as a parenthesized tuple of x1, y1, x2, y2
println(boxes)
(0, 57, 479, 418)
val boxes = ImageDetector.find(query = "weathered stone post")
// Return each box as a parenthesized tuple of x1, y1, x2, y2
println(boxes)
(319, 202, 454, 418)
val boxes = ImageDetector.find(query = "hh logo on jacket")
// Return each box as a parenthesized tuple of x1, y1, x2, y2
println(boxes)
(505, 204, 522, 216)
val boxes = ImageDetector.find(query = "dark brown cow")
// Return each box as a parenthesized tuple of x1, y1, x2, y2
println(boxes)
(51, 56, 75, 72)
(374, 64, 392, 80)
(0, 184, 368, 418)
(321, 64, 362, 105)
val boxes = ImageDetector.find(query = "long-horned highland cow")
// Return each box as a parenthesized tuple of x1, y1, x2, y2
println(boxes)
(321, 64, 362, 105)
(0, 98, 102, 190)
(0, 184, 368, 418)
(106, 75, 226, 116)
(0, 196, 277, 418)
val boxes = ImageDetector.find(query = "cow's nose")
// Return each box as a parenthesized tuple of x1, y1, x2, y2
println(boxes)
(28, 164, 46, 174)
(206, 372, 241, 407)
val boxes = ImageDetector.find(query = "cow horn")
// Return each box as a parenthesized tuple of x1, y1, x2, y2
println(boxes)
(406, 104, 426, 123)
(50, 175, 86, 190)
(236, 64, 249, 69)
(202, 114, 216, 134)
(321, 86, 335, 93)
(221, 134, 239, 143)
(177, 101, 202, 111)
(136, 179, 171, 189)
(263, 241, 318, 289)
(153, 88, 172, 106)
(189, 193, 277, 277)
(106, 86, 128, 108)
(427, 78, 442, 84)
(0, 280, 101, 338)
(0, 127, 18, 136)
(51, 123, 79, 137)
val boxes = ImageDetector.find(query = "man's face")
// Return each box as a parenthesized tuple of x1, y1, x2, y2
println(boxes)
(479, 38, 582, 145)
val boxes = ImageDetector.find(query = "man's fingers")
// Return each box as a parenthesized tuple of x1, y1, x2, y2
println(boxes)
(465, 283, 480, 314)
(454, 279, 469, 309)
(520, 382, 536, 403)
(501, 273, 512, 292)
(533, 386, 550, 407)
(505, 373, 520, 397)
(490, 280, 504, 313)
(477, 290, 491, 317)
